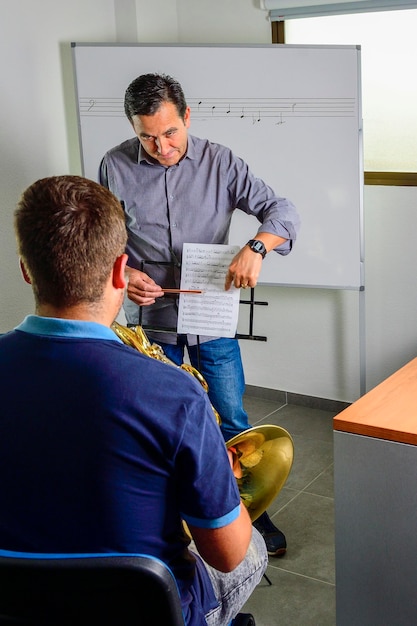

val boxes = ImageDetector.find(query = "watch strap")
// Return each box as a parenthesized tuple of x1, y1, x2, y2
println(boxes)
(246, 239, 267, 259)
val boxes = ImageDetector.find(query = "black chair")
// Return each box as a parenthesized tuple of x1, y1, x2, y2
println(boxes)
(0, 550, 185, 625)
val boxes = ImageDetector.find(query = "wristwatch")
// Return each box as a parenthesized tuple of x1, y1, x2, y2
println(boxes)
(246, 239, 267, 259)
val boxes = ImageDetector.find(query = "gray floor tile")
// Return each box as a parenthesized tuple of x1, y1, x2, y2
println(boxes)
(244, 395, 287, 422)
(305, 463, 334, 499)
(284, 438, 334, 492)
(242, 565, 335, 626)
(265, 404, 336, 443)
(270, 492, 335, 584)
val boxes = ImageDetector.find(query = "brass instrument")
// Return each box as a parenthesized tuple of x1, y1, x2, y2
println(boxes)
(111, 322, 221, 423)
(111, 322, 294, 521)
(226, 425, 293, 522)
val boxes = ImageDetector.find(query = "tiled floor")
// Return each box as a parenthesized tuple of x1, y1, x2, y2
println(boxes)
(241, 390, 338, 626)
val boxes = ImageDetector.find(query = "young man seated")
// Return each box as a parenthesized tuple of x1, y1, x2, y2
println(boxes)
(0, 176, 267, 626)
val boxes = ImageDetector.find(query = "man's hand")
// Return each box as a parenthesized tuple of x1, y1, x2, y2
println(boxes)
(126, 266, 164, 306)
(227, 447, 243, 479)
(224, 234, 287, 291)
(224, 246, 263, 291)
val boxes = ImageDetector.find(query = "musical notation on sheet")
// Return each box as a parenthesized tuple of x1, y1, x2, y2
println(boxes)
(177, 243, 241, 338)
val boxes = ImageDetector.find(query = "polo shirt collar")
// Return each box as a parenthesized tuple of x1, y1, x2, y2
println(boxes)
(15, 315, 122, 342)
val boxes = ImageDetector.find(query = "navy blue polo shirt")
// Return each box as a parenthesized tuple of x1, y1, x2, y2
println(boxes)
(0, 316, 241, 624)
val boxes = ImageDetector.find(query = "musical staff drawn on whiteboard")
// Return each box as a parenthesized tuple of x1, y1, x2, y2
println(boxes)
(189, 98, 356, 120)
(79, 96, 356, 120)
(79, 98, 123, 116)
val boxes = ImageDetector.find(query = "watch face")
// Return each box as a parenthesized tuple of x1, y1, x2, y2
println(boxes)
(248, 240, 266, 257)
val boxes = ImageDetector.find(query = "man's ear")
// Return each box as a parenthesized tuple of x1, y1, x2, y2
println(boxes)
(112, 253, 128, 289)
(19, 259, 32, 284)
(184, 106, 191, 129)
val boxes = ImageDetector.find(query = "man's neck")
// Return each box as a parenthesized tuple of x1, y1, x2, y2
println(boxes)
(36, 302, 112, 326)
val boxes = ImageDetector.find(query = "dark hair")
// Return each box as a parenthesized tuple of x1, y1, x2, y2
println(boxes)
(14, 175, 127, 308)
(124, 73, 187, 120)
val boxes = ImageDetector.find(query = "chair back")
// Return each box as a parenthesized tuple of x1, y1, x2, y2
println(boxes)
(0, 551, 185, 625)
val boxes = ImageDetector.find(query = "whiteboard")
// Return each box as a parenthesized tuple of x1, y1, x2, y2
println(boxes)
(71, 43, 363, 289)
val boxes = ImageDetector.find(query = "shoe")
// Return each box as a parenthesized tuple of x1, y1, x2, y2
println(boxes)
(232, 613, 256, 626)
(253, 511, 287, 557)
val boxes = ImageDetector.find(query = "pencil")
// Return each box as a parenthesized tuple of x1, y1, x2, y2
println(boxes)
(162, 289, 204, 294)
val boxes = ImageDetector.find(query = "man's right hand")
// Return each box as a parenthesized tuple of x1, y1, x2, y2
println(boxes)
(126, 266, 164, 306)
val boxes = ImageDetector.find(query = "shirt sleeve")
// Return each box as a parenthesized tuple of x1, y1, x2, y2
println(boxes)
(225, 149, 301, 255)
(176, 390, 241, 529)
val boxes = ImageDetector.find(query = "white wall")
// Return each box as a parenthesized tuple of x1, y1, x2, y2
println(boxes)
(1, 0, 416, 403)
(0, 0, 117, 331)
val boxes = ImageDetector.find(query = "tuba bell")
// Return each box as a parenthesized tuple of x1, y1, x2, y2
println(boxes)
(111, 322, 294, 521)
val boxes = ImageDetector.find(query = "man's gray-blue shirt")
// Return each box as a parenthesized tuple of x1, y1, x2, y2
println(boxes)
(99, 133, 300, 344)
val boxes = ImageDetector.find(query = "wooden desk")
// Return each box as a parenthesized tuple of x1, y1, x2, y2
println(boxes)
(334, 356, 417, 445)
(333, 357, 417, 625)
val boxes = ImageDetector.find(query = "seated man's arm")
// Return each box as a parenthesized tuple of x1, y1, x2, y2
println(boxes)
(188, 502, 252, 572)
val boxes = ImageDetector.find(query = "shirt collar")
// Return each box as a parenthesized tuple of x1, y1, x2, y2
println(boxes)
(185, 135, 197, 160)
(15, 315, 122, 342)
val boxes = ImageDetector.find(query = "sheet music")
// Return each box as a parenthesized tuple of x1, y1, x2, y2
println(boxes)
(177, 243, 240, 337)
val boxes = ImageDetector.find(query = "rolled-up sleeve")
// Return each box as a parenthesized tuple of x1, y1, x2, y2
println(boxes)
(227, 150, 301, 255)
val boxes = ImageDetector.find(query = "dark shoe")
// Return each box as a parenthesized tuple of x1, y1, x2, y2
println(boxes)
(232, 613, 256, 626)
(253, 511, 287, 557)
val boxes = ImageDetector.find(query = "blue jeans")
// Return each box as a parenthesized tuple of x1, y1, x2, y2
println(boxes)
(155, 336, 251, 442)
(190, 527, 268, 626)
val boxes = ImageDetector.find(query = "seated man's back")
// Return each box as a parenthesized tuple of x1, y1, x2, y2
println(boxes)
(0, 175, 267, 626)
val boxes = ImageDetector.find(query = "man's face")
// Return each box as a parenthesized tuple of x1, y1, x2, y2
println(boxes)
(131, 101, 191, 167)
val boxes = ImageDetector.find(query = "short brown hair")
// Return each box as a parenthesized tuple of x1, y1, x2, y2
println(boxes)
(14, 175, 127, 308)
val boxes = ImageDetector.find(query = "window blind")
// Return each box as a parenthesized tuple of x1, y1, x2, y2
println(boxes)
(260, 0, 417, 20)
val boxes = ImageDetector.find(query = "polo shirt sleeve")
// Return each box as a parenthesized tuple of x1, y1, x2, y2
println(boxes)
(176, 390, 241, 529)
